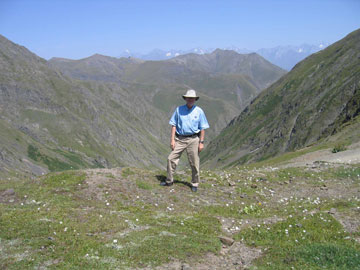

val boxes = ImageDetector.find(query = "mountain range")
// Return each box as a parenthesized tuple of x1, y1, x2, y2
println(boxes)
(119, 43, 329, 70)
(0, 35, 285, 177)
(1, 28, 358, 178)
(202, 28, 360, 168)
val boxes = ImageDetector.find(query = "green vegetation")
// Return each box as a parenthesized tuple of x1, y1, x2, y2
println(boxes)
(0, 170, 221, 269)
(121, 167, 135, 178)
(1, 163, 360, 269)
(332, 143, 347, 153)
(236, 214, 360, 270)
(27, 144, 76, 171)
(135, 179, 154, 190)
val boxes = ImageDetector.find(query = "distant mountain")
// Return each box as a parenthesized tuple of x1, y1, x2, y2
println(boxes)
(50, 49, 286, 116)
(119, 48, 212, 60)
(256, 43, 329, 70)
(121, 44, 328, 71)
(1, 36, 285, 177)
(202, 29, 360, 168)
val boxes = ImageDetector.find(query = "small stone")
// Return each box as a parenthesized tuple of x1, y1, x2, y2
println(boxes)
(228, 181, 236, 186)
(329, 208, 336, 215)
(3, 189, 15, 196)
(182, 263, 191, 270)
(219, 236, 234, 246)
(251, 184, 257, 189)
(296, 223, 303, 228)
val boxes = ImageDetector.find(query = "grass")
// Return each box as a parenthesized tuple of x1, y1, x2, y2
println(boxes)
(136, 179, 154, 190)
(27, 144, 77, 172)
(235, 213, 360, 270)
(330, 166, 360, 180)
(1, 163, 360, 269)
(332, 143, 347, 153)
(121, 167, 135, 178)
(0, 170, 222, 269)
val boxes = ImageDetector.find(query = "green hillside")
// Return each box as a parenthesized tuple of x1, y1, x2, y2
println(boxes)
(202, 28, 360, 168)
(0, 35, 285, 177)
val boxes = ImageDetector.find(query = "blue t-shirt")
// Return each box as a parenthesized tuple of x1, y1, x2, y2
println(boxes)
(169, 105, 210, 135)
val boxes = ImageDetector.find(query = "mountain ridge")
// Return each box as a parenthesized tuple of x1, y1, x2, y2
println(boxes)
(0, 34, 285, 177)
(202, 28, 360, 168)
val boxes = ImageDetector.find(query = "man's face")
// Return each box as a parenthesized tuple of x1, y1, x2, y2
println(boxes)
(185, 97, 196, 106)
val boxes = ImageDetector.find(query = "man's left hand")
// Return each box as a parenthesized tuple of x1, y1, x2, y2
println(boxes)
(198, 142, 204, 153)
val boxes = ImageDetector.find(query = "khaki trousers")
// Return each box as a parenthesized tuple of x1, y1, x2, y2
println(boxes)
(167, 136, 200, 187)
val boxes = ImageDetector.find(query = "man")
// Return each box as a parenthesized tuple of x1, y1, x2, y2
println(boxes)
(161, 89, 209, 192)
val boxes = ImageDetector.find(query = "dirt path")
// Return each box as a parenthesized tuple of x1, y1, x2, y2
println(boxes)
(282, 142, 360, 168)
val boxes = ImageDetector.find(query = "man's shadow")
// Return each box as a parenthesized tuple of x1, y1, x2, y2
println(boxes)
(155, 175, 192, 188)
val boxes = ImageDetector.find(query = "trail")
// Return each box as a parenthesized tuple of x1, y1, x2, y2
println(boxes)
(282, 142, 360, 168)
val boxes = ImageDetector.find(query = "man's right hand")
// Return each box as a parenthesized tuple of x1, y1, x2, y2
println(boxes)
(170, 139, 176, 151)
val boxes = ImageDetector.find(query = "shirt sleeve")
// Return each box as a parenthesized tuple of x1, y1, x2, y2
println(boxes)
(169, 108, 178, 126)
(198, 110, 210, 130)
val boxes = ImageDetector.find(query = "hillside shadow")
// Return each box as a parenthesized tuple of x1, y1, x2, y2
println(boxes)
(155, 175, 192, 188)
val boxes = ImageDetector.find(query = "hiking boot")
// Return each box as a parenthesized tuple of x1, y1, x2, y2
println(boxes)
(191, 186, 198, 192)
(160, 181, 173, 186)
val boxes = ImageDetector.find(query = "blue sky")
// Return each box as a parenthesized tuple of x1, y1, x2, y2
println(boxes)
(0, 0, 359, 59)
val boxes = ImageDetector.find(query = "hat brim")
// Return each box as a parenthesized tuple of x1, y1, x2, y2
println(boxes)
(183, 96, 199, 101)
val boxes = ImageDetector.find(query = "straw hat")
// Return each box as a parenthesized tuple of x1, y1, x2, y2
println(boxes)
(182, 89, 199, 100)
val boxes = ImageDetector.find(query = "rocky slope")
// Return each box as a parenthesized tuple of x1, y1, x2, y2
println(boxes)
(202, 28, 360, 168)
(0, 36, 170, 176)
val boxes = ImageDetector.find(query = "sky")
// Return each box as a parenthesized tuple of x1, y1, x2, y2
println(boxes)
(0, 0, 359, 60)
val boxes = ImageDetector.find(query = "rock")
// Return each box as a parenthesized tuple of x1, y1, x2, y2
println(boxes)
(296, 223, 303, 228)
(228, 181, 236, 186)
(181, 263, 191, 270)
(219, 236, 234, 246)
(329, 208, 336, 215)
(2, 188, 15, 196)
(94, 156, 109, 168)
(250, 184, 257, 189)
(159, 231, 176, 237)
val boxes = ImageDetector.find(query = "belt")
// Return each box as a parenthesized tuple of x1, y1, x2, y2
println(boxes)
(176, 133, 199, 138)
